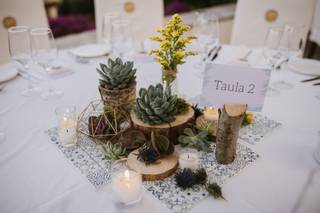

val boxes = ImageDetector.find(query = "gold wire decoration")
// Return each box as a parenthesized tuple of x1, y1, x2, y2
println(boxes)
(77, 100, 131, 143)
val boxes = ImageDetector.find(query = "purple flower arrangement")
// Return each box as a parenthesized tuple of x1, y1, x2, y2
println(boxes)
(49, 15, 95, 38)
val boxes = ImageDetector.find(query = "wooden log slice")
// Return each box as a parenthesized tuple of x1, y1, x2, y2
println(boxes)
(127, 149, 178, 181)
(130, 107, 194, 145)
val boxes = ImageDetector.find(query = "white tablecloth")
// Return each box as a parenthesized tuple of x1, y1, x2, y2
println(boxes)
(0, 46, 320, 213)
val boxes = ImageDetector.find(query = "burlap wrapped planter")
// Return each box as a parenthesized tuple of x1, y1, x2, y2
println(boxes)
(98, 82, 136, 112)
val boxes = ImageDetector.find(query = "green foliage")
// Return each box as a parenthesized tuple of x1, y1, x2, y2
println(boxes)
(97, 57, 136, 90)
(175, 168, 208, 189)
(176, 98, 189, 115)
(206, 183, 225, 200)
(136, 83, 178, 125)
(102, 142, 127, 160)
(150, 131, 171, 156)
(178, 128, 211, 152)
(137, 145, 159, 165)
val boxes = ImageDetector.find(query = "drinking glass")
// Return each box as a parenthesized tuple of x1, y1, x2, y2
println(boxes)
(272, 24, 305, 90)
(193, 11, 220, 70)
(8, 26, 41, 97)
(30, 28, 63, 100)
(110, 19, 134, 60)
(263, 27, 282, 96)
(102, 12, 120, 46)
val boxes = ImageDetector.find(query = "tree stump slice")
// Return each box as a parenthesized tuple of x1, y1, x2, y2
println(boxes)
(130, 107, 194, 145)
(215, 104, 247, 164)
(127, 149, 179, 181)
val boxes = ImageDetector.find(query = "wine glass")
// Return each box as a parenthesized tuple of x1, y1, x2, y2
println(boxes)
(110, 19, 134, 60)
(193, 11, 220, 70)
(263, 27, 283, 96)
(102, 12, 120, 46)
(30, 27, 63, 100)
(272, 24, 305, 90)
(8, 26, 41, 97)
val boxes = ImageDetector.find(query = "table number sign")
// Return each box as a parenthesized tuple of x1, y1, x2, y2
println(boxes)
(201, 64, 271, 111)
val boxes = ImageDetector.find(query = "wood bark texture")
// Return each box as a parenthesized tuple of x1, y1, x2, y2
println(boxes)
(215, 104, 247, 164)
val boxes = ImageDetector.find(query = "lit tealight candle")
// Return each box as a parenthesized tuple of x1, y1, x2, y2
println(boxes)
(179, 151, 199, 170)
(111, 169, 142, 205)
(203, 107, 219, 121)
(58, 117, 77, 147)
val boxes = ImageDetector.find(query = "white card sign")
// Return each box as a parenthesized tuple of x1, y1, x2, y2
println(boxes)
(201, 63, 271, 111)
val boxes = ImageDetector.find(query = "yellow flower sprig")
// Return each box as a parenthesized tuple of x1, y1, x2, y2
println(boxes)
(150, 14, 197, 71)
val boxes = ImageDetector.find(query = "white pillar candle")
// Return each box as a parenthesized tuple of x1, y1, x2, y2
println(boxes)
(179, 152, 199, 170)
(111, 169, 142, 205)
(58, 117, 77, 147)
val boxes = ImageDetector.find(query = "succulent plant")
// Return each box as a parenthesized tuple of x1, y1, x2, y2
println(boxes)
(150, 131, 172, 156)
(178, 128, 212, 152)
(136, 83, 178, 125)
(102, 142, 127, 161)
(195, 168, 207, 185)
(175, 168, 196, 189)
(176, 98, 189, 115)
(97, 57, 136, 90)
(242, 112, 254, 126)
(118, 129, 146, 150)
(206, 183, 225, 200)
(137, 145, 159, 165)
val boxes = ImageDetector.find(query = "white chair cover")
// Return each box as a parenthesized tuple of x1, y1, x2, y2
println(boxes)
(231, 0, 315, 47)
(94, 0, 164, 43)
(0, 0, 48, 64)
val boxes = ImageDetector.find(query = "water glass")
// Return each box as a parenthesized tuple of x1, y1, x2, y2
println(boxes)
(8, 26, 41, 97)
(102, 12, 120, 46)
(30, 27, 63, 100)
(110, 19, 134, 60)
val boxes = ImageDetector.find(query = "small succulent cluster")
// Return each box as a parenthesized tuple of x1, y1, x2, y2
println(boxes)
(102, 142, 127, 160)
(118, 129, 146, 151)
(242, 112, 254, 126)
(136, 132, 172, 165)
(136, 83, 178, 125)
(174, 168, 207, 189)
(137, 145, 159, 165)
(176, 97, 190, 115)
(97, 57, 136, 90)
(175, 168, 225, 199)
(178, 128, 212, 152)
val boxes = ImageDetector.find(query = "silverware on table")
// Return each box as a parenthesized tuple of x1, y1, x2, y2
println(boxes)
(313, 82, 320, 86)
(210, 46, 222, 61)
(239, 50, 252, 62)
(301, 76, 320, 83)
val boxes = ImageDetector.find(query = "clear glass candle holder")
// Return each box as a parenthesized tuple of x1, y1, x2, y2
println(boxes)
(55, 106, 77, 147)
(179, 148, 200, 170)
(111, 158, 142, 205)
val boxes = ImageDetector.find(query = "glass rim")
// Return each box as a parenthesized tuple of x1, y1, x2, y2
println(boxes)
(30, 27, 52, 36)
(55, 105, 76, 115)
(8, 26, 29, 33)
(112, 19, 131, 26)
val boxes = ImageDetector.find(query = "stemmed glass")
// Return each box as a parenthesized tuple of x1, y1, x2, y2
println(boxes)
(263, 27, 282, 96)
(272, 24, 305, 90)
(8, 26, 41, 97)
(102, 12, 120, 46)
(110, 19, 134, 60)
(193, 11, 220, 70)
(30, 28, 63, 100)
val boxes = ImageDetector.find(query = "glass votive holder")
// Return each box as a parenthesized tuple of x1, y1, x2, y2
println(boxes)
(111, 158, 142, 205)
(55, 106, 77, 147)
(179, 148, 200, 170)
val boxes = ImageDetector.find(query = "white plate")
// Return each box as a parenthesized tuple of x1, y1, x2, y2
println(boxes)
(0, 66, 18, 83)
(69, 44, 110, 58)
(287, 58, 320, 76)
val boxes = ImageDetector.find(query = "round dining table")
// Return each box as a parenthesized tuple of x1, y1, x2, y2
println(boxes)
(0, 45, 319, 213)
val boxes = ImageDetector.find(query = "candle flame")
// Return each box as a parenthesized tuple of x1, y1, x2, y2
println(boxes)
(124, 170, 130, 178)
(63, 117, 67, 121)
